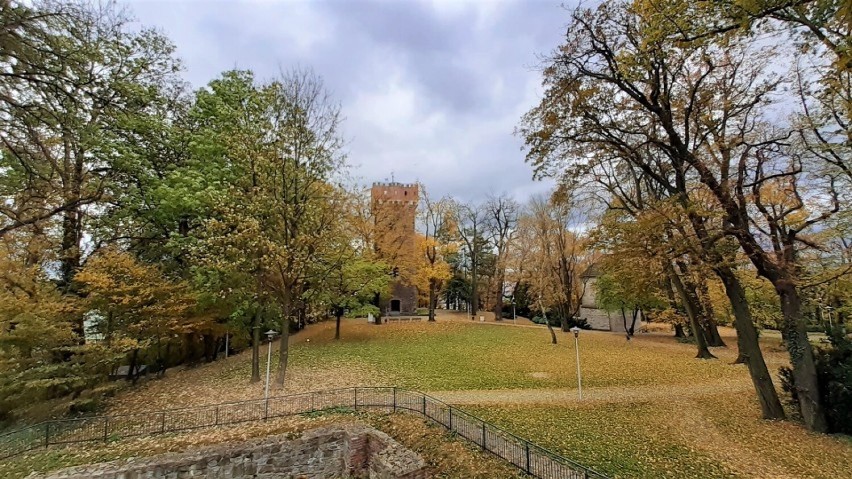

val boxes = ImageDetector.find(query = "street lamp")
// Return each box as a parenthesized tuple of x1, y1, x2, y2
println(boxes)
(264, 329, 277, 419)
(570, 326, 583, 400)
(825, 306, 834, 329)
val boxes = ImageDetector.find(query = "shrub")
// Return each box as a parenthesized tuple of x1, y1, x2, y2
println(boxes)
(529, 315, 590, 329)
(780, 326, 852, 434)
(349, 304, 380, 318)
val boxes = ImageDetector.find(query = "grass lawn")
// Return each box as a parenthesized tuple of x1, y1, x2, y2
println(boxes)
(289, 319, 785, 391)
(7, 316, 851, 479)
(466, 395, 852, 479)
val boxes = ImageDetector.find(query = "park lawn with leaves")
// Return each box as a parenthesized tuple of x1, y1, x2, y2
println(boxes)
(289, 319, 788, 391)
(28, 319, 850, 479)
(466, 393, 852, 479)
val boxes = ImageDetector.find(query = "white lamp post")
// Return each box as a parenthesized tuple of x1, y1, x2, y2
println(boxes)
(264, 329, 277, 418)
(570, 326, 583, 400)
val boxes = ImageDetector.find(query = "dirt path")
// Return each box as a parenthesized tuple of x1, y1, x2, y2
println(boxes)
(436, 310, 540, 327)
(427, 377, 755, 405)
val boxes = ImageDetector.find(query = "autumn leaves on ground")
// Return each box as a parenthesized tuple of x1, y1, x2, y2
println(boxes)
(7, 317, 851, 479)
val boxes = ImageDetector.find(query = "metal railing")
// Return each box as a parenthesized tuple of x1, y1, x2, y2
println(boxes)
(0, 387, 608, 479)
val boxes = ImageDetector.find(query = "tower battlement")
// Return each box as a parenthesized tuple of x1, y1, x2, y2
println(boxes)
(371, 182, 419, 204)
(372, 181, 417, 188)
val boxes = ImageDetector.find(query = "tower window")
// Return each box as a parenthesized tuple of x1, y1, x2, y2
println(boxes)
(404, 191, 407, 196)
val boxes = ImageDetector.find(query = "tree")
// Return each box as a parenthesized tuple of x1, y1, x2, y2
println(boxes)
(320, 257, 390, 340)
(257, 69, 345, 387)
(520, 1, 800, 422)
(485, 194, 519, 321)
(0, 235, 89, 421)
(76, 248, 201, 384)
(180, 70, 278, 383)
(523, 195, 590, 331)
(453, 201, 489, 318)
(0, 0, 180, 299)
(419, 189, 454, 321)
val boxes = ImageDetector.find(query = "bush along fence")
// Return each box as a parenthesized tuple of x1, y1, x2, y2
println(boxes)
(0, 387, 608, 479)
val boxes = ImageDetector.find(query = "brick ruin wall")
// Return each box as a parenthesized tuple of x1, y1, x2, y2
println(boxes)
(29, 423, 427, 479)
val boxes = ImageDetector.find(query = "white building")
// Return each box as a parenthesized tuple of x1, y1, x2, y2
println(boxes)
(579, 264, 644, 333)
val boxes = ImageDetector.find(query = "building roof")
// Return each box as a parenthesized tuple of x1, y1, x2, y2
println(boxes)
(580, 262, 602, 279)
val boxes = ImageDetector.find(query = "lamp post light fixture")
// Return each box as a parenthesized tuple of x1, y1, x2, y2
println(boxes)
(264, 329, 277, 419)
(570, 325, 583, 400)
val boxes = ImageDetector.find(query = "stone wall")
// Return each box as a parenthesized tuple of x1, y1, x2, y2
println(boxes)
(30, 423, 426, 479)
(580, 306, 613, 331)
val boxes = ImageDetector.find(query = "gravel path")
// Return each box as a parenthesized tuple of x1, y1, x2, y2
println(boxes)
(427, 377, 754, 405)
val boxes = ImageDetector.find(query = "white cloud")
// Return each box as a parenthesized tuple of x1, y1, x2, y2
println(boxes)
(123, 0, 573, 203)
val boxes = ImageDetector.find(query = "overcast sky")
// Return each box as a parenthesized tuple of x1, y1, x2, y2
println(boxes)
(123, 0, 573, 203)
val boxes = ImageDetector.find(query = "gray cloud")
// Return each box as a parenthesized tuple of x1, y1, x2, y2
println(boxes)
(124, 0, 572, 202)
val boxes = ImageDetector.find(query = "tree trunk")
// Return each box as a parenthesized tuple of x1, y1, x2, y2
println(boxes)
(696, 276, 727, 347)
(778, 280, 827, 432)
(372, 292, 383, 325)
(670, 268, 715, 359)
(428, 278, 437, 321)
(674, 323, 686, 338)
(211, 337, 222, 362)
(470, 255, 479, 319)
(717, 267, 785, 419)
(250, 312, 261, 383)
(545, 317, 558, 344)
(703, 318, 727, 348)
(276, 284, 294, 386)
(127, 348, 139, 385)
(628, 308, 639, 336)
(621, 308, 631, 337)
(202, 334, 215, 362)
(335, 308, 343, 340)
(493, 272, 504, 321)
(732, 317, 748, 364)
(540, 300, 557, 345)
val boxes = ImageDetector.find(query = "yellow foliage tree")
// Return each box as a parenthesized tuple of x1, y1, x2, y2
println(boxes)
(76, 248, 203, 382)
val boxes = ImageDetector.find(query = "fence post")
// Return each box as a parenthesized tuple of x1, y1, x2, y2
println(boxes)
(311, 392, 315, 412)
(103, 417, 109, 442)
(525, 442, 531, 474)
(481, 422, 486, 450)
(214, 407, 219, 426)
(43, 423, 49, 449)
(160, 411, 166, 433)
(354, 387, 358, 410)
(448, 407, 453, 430)
(393, 387, 397, 412)
(421, 395, 426, 416)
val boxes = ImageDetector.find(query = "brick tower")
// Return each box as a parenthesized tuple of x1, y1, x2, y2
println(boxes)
(371, 182, 419, 315)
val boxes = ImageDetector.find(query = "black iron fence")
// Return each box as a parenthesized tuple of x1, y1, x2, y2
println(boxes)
(0, 387, 608, 479)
